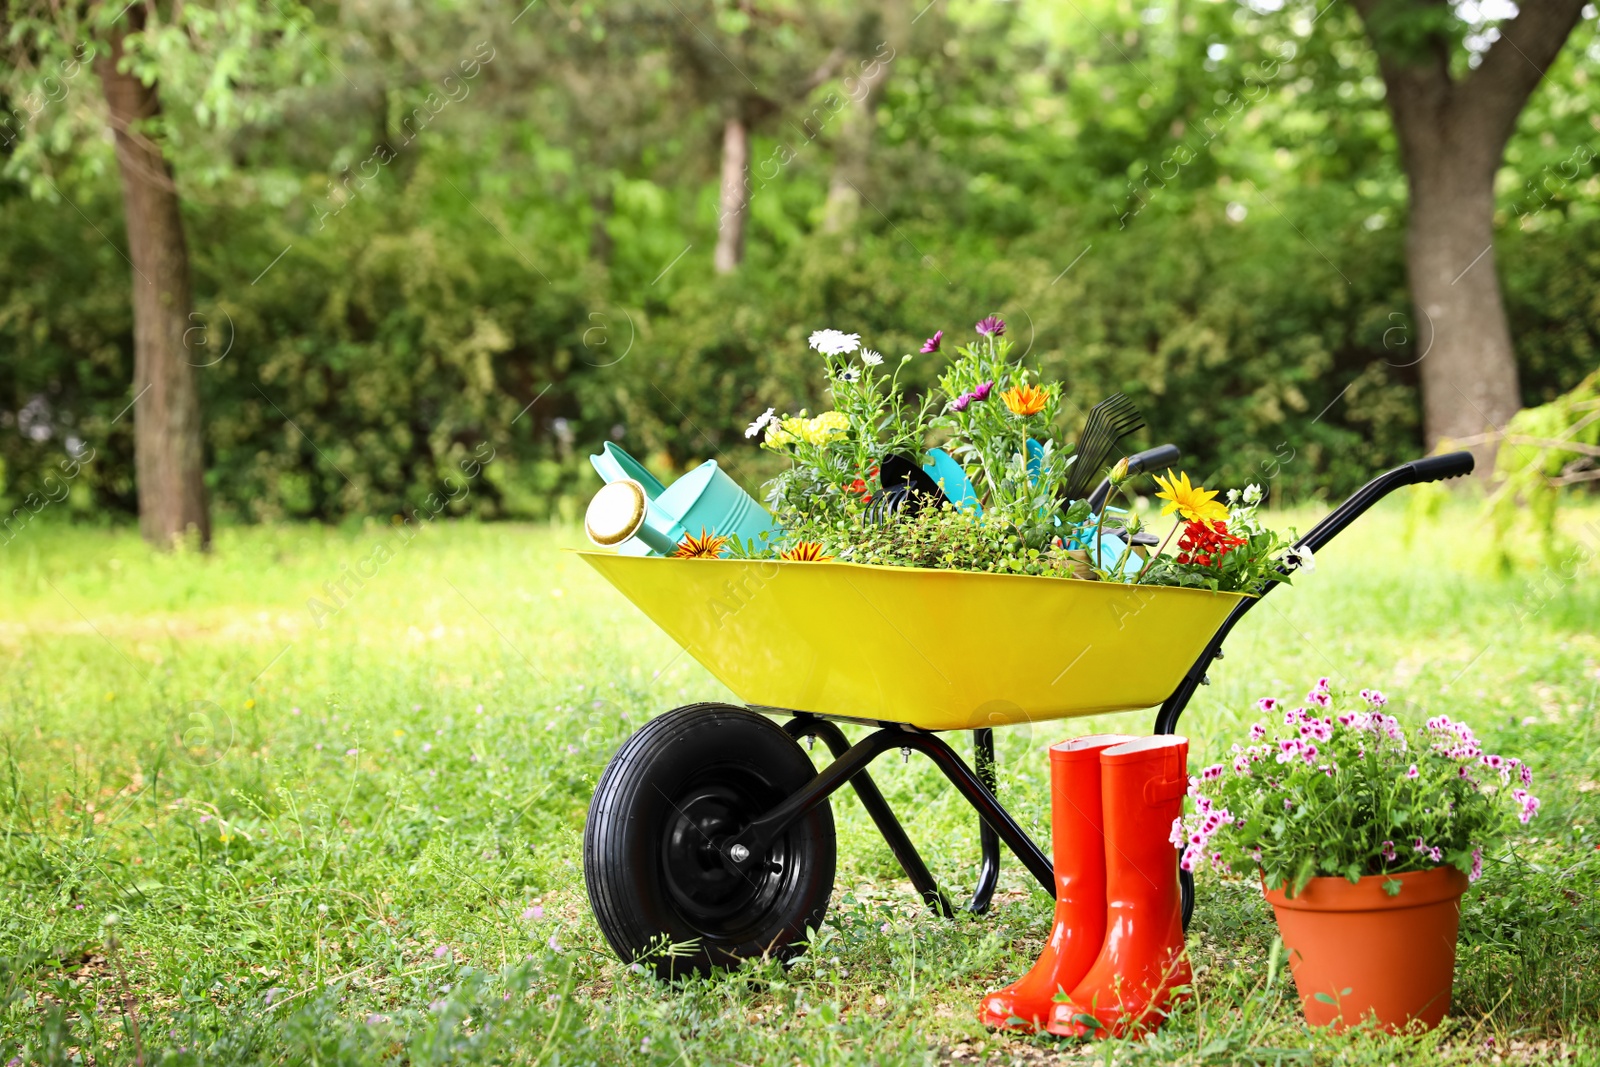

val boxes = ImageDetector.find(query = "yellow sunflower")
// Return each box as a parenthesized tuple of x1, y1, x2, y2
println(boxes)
(1000, 383, 1048, 417)
(672, 528, 731, 559)
(1153, 470, 1229, 527)
(778, 541, 833, 562)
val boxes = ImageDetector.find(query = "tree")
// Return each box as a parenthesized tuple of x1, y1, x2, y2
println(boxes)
(96, 11, 209, 547)
(3, 0, 318, 547)
(649, 1, 849, 274)
(1350, 0, 1589, 461)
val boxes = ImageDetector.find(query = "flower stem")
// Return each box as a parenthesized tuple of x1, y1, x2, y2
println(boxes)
(1135, 519, 1180, 584)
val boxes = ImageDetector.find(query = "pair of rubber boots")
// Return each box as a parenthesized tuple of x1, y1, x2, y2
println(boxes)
(979, 734, 1191, 1039)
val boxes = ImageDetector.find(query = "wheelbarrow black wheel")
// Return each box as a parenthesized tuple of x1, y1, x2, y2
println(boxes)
(584, 702, 835, 979)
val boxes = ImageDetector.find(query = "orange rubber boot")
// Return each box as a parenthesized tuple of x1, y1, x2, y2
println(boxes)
(1047, 735, 1192, 1039)
(978, 734, 1135, 1031)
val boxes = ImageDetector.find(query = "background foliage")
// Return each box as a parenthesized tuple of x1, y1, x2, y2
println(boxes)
(1, 0, 1598, 527)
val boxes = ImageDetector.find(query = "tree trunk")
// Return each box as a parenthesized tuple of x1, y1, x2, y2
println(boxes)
(589, 185, 614, 265)
(1404, 159, 1521, 460)
(822, 6, 904, 235)
(713, 115, 749, 274)
(1355, 0, 1586, 474)
(98, 28, 210, 548)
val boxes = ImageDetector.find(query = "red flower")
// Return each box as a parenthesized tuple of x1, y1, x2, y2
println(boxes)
(1176, 519, 1247, 568)
(845, 464, 879, 504)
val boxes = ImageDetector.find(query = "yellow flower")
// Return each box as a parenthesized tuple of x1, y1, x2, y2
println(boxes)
(778, 541, 833, 562)
(798, 411, 849, 446)
(672, 528, 732, 559)
(762, 421, 797, 448)
(1153, 470, 1229, 527)
(1000, 384, 1048, 417)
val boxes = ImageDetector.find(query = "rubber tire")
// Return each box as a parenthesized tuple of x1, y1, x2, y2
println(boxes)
(584, 703, 836, 979)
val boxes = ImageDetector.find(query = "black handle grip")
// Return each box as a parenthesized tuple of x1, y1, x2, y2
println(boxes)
(1404, 451, 1475, 485)
(1084, 444, 1182, 512)
(1124, 444, 1182, 477)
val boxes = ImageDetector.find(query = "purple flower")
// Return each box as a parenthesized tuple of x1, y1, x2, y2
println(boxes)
(523, 905, 545, 920)
(434, 944, 450, 959)
(1248, 723, 1267, 741)
(920, 330, 943, 354)
(949, 393, 973, 413)
(1469, 847, 1483, 883)
(1412, 837, 1427, 853)
(1202, 763, 1225, 781)
(1283, 706, 1306, 726)
(1255, 697, 1280, 714)
(1520, 764, 1533, 786)
(974, 315, 1006, 337)
(972, 380, 994, 401)
(1381, 840, 1397, 862)
(1406, 764, 1419, 779)
(1428, 846, 1443, 862)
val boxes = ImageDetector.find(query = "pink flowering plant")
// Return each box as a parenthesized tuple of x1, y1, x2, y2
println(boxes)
(1173, 679, 1541, 897)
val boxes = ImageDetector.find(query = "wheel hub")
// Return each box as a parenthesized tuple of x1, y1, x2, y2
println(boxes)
(661, 784, 789, 939)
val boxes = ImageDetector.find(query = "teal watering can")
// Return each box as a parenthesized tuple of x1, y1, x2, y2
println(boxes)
(588, 444, 779, 556)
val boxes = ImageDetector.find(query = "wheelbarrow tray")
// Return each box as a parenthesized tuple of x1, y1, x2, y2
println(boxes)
(579, 552, 1250, 731)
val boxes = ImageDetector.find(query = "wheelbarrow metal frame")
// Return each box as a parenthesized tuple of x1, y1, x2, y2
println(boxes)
(713, 453, 1476, 922)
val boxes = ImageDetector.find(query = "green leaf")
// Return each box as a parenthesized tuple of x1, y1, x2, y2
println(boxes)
(1382, 877, 1402, 897)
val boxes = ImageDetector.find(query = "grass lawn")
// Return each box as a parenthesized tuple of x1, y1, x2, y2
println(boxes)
(1, 499, 1597, 1065)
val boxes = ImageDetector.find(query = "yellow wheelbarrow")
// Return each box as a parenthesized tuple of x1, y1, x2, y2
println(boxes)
(580, 452, 1476, 977)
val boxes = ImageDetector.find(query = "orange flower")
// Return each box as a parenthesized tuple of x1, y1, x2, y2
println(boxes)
(778, 541, 833, 562)
(1000, 383, 1048, 417)
(672, 528, 731, 559)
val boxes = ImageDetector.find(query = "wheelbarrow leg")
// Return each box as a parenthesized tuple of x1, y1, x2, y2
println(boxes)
(969, 728, 1001, 915)
(784, 716, 955, 918)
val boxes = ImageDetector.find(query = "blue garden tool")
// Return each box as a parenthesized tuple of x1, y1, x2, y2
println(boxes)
(921, 448, 982, 514)
(1067, 444, 1184, 577)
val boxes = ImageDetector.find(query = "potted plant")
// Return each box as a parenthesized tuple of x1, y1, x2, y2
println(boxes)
(1175, 681, 1542, 1032)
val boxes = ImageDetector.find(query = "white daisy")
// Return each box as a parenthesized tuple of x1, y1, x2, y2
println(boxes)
(860, 349, 884, 367)
(808, 329, 861, 356)
(744, 407, 777, 439)
(838, 367, 860, 383)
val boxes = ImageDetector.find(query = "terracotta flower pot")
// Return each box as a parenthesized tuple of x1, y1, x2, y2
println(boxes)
(1263, 866, 1469, 1033)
